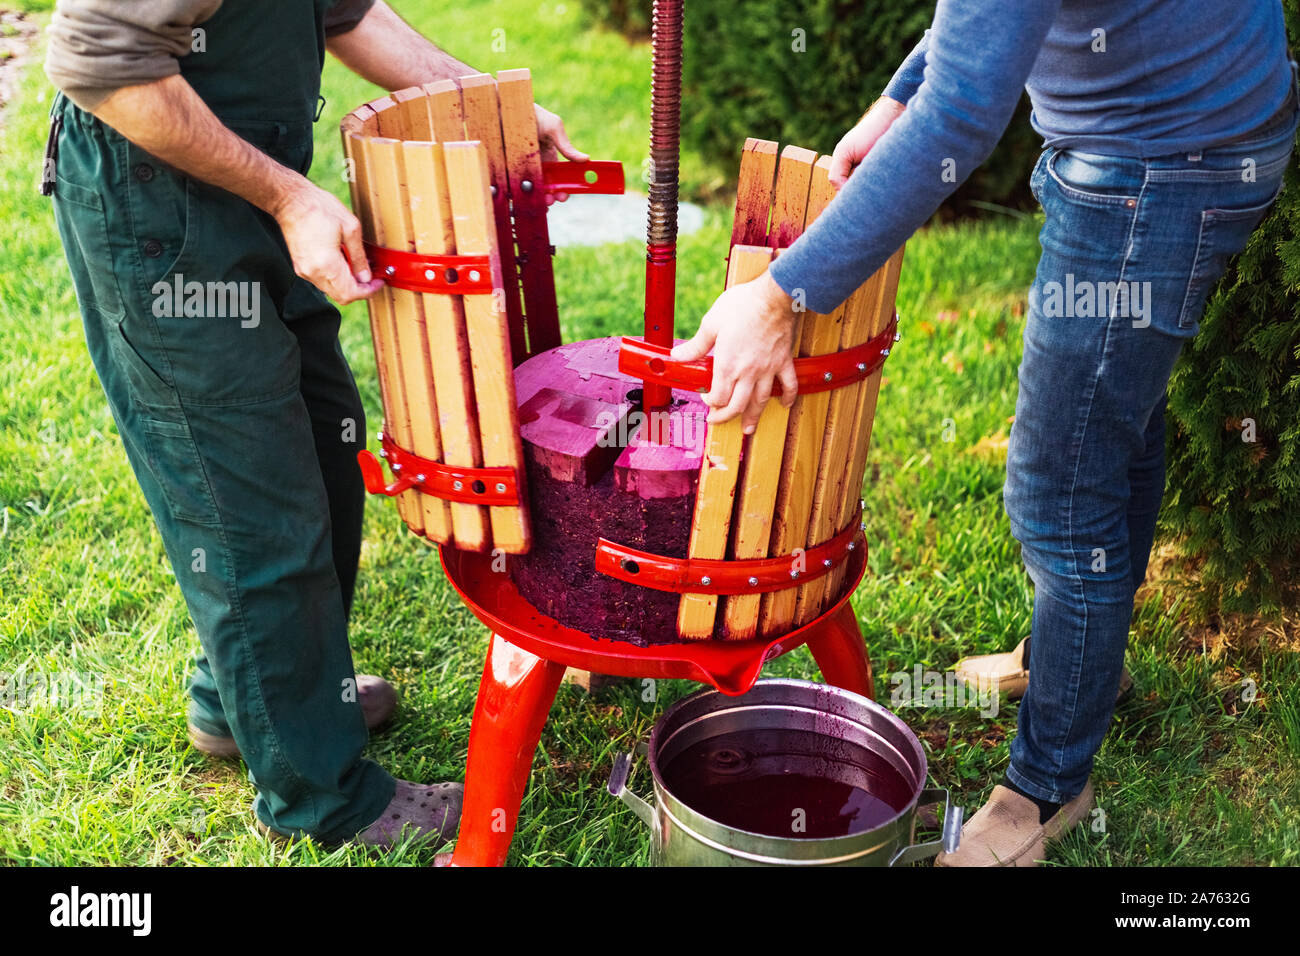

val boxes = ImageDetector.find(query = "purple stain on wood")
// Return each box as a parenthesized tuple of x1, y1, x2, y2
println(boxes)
(511, 465, 693, 645)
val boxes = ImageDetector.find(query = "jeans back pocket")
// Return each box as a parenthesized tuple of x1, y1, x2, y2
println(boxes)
(1178, 183, 1286, 329)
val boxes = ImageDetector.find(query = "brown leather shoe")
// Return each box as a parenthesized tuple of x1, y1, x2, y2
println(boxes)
(954, 640, 1133, 702)
(935, 779, 1095, 867)
(255, 779, 463, 850)
(188, 674, 399, 758)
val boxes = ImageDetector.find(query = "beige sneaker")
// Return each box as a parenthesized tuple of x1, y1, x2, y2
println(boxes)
(935, 780, 1095, 867)
(954, 638, 1030, 698)
(954, 640, 1133, 702)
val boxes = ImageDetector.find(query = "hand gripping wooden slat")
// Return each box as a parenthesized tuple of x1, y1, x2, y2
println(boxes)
(677, 245, 774, 640)
(722, 145, 817, 640)
(443, 141, 532, 553)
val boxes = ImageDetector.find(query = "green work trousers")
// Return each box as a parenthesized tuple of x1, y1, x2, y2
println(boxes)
(49, 92, 395, 842)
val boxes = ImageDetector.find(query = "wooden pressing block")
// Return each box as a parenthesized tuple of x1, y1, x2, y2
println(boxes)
(498, 69, 562, 357)
(403, 139, 490, 551)
(510, 336, 707, 644)
(367, 135, 453, 544)
(822, 246, 905, 605)
(442, 141, 531, 553)
(722, 145, 817, 640)
(348, 125, 423, 536)
(761, 156, 847, 637)
(515, 338, 635, 485)
(677, 245, 775, 641)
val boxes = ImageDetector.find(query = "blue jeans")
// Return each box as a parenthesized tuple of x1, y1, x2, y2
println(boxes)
(1003, 105, 1298, 804)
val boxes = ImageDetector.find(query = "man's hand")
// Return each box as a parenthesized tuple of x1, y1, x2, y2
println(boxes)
(327, 3, 589, 204)
(93, 75, 382, 307)
(671, 270, 799, 435)
(271, 179, 385, 305)
(535, 103, 589, 204)
(828, 96, 906, 189)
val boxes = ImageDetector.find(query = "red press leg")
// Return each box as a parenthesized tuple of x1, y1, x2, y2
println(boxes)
(450, 633, 566, 866)
(805, 601, 875, 700)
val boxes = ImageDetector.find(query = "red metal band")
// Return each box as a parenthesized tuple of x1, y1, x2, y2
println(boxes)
(594, 508, 864, 595)
(541, 160, 626, 196)
(364, 241, 494, 295)
(618, 312, 899, 397)
(357, 433, 520, 506)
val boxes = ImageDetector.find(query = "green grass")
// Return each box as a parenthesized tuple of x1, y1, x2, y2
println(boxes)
(2, 1, 1298, 867)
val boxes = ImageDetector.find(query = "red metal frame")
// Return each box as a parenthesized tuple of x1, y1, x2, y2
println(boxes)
(362, 241, 493, 295)
(619, 311, 899, 397)
(642, 241, 678, 411)
(440, 542, 874, 866)
(540, 159, 626, 197)
(356, 432, 520, 507)
(595, 508, 863, 594)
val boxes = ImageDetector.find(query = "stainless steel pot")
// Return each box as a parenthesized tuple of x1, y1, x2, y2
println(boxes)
(608, 678, 961, 866)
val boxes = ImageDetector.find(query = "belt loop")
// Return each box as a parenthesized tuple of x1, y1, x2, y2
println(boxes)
(40, 112, 63, 197)
(314, 95, 326, 122)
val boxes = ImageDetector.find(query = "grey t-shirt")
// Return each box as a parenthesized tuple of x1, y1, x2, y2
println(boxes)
(771, 0, 1292, 315)
(45, 0, 375, 110)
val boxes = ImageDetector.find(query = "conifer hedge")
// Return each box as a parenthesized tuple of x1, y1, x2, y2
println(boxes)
(1162, 2, 1300, 612)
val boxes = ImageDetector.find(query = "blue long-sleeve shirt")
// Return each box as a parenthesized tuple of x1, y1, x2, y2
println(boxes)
(769, 0, 1293, 314)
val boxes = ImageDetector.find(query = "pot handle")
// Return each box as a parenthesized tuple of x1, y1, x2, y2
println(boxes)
(888, 787, 963, 867)
(608, 751, 656, 830)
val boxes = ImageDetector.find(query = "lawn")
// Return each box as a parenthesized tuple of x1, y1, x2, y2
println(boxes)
(2, 1, 1297, 867)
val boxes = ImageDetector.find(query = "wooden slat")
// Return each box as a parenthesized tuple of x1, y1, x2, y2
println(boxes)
(458, 73, 528, 364)
(730, 138, 778, 247)
(404, 140, 490, 550)
(443, 141, 532, 553)
(793, 251, 903, 624)
(722, 146, 816, 640)
(822, 246, 905, 605)
(350, 132, 422, 534)
(371, 96, 402, 138)
(340, 110, 366, 136)
(423, 79, 466, 141)
(761, 156, 847, 637)
(677, 245, 774, 640)
(392, 85, 433, 141)
(369, 136, 452, 544)
(498, 68, 561, 357)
